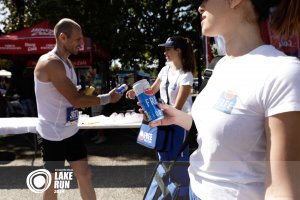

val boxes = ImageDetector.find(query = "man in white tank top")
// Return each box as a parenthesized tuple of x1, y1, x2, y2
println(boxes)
(34, 18, 122, 200)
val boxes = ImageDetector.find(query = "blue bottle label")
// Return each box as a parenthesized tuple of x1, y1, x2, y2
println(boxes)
(137, 92, 164, 122)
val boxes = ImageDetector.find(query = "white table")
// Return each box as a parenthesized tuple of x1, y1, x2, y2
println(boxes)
(78, 114, 142, 129)
(0, 117, 38, 135)
(0, 116, 142, 166)
(0, 116, 142, 135)
(79, 123, 141, 129)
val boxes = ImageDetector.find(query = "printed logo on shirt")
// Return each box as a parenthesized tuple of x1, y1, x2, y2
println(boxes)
(214, 90, 237, 114)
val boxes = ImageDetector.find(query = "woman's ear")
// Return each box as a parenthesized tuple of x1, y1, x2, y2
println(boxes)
(175, 48, 182, 55)
(229, 0, 244, 8)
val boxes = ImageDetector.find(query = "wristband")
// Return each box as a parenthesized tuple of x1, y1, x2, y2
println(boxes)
(97, 94, 111, 105)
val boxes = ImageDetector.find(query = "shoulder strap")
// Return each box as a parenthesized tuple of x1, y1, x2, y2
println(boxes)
(165, 66, 197, 161)
(165, 121, 197, 172)
(165, 67, 170, 104)
(199, 56, 223, 92)
(174, 120, 197, 160)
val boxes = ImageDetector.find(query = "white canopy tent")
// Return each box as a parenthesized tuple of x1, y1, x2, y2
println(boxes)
(0, 69, 11, 78)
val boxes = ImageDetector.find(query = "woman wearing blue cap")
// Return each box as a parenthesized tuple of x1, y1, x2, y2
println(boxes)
(148, 0, 300, 199)
(127, 36, 196, 161)
(156, 36, 196, 117)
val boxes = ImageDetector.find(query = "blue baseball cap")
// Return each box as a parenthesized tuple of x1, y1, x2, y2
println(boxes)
(158, 37, 186, 49)
(158, 38, 176, 48)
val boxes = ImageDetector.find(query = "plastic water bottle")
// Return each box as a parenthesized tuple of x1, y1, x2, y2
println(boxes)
(132, 79, 164, 122)
(116, 84, 128, 94)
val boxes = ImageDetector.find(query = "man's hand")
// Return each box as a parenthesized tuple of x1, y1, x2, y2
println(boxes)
(109, 88, 122, 103)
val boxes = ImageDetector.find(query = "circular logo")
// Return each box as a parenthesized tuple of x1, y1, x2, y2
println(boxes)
(144, 88, 154, 96)
(26, 169, 52, 193)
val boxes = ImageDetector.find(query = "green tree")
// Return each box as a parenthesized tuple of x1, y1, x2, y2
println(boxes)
(0, 0, 203, 72)
(108, 0, 200, 70)
(0, 0, 40, 33)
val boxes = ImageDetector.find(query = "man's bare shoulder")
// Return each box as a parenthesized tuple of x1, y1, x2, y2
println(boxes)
(35, 52, 65, 82)
(37, 53, 61, 68)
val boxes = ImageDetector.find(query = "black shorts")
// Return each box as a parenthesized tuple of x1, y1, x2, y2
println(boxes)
(38, 132, 87, 172)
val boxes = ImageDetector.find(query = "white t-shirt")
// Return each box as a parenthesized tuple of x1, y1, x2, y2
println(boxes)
(190, 45, 300, 200)
(158, 65, 193, 113)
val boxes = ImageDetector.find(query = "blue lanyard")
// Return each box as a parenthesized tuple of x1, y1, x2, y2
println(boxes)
(167, 66, 182, 91)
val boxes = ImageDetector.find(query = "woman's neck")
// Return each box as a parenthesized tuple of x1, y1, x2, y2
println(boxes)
(223, 23, 265, 58)
(170, 60, 182, 70)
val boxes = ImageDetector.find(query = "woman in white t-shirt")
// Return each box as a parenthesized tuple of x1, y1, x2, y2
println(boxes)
(148, 0, 300, 199)
(127, 36, 195, 113)
(156, 36, 195, 114)
(127, 36, 196, 160)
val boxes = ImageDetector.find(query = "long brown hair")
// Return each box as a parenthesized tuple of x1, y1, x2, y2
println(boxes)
(171, 36, 196, 75)
(251, 0, 300, 38)
(271, 0, 300, 38)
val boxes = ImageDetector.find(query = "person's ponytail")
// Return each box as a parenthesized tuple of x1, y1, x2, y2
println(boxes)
(271, 0, 300, 38)
(183, 38, 196, 76)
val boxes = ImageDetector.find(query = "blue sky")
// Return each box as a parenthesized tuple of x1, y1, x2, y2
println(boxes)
(0, 3, 8, 32)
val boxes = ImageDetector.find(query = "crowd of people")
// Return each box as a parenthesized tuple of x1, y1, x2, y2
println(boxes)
(0, 69, 37, 118)
(79, 65, 108, 144)
(0, 77, 9, 117)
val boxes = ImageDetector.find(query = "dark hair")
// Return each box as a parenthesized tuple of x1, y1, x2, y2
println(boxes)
(170, 36, 196, 75)
(271, 0, 300, 38)
(250, 0, 280, 21)
(54, 18, 81, 39)
(251, 0, 300, 38)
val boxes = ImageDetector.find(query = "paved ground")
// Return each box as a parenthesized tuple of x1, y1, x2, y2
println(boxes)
(0, 128, 158, 200)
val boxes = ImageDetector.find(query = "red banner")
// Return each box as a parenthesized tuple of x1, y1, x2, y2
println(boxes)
(27, 58, 91, 68)
(0, 20, 91, 55)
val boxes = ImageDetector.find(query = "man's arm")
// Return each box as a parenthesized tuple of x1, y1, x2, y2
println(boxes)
(47, 59, 100, 108)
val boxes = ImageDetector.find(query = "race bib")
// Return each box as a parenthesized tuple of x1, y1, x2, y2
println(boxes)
(65, 107, 79, 126)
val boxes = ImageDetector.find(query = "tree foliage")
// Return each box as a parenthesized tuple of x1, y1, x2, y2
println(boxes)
(0, 0, 40, 32)
(0, 0, 204, 72)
